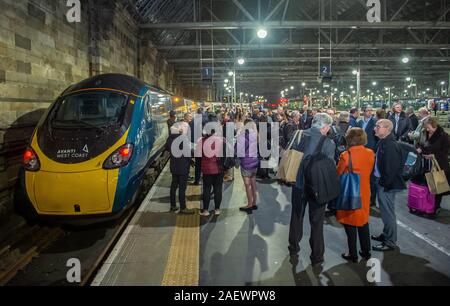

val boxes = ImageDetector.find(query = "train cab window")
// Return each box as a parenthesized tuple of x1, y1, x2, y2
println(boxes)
(50, 91, 129, 128)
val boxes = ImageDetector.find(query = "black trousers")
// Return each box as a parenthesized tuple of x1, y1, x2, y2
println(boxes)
(343, 223, 371, 258)
(289, 187, 326, 263)
(194, 158, 202, 182)
(203, 173, 224, 210)
(170, 174, 188, 210)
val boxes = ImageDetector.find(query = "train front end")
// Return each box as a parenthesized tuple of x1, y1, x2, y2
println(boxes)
(21, 74, 142, 218)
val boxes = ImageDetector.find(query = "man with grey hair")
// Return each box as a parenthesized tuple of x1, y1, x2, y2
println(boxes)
(288, 113, 336, 266)
(372, 119, 405, 251)
(406, 106, 419, 132)
(408, 107, 430, 146)
(388, 103, 411, 141)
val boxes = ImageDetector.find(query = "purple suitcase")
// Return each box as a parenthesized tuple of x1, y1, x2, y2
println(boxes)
(407, 182, 435, 214)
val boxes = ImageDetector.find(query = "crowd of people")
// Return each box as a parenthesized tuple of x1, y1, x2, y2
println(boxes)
(165, 102, 449, 267)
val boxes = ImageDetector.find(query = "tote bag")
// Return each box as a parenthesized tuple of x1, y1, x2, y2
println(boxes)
(331, 151, 362, 210)
(425, 155, 450, 195)
(277, 130, 303, 183)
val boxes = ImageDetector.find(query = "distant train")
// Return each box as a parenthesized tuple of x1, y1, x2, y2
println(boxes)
(16, 73, 199, 221)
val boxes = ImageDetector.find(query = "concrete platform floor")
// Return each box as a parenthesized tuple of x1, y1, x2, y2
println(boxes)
(93, 166, 450, 286)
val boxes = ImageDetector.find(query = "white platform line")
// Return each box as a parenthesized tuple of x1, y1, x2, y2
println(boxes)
(372, 207, 450, 258)
(91, 165, 170, 286)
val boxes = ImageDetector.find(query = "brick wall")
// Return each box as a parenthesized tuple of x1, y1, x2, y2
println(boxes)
(0, 0, 184, 221)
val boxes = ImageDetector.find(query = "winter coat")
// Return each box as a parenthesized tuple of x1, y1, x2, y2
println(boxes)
(336, 146, 375, 227)
(167, 133, 191, 176)
(236, 130, 260, 170)
(420, 126, 450, 182)
(196, 135, 225, 175)
(376, 133, 406, 191)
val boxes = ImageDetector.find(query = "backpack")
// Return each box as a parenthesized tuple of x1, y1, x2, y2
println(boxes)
(331, 126, 347, 162)
(303, 137, 341, 205)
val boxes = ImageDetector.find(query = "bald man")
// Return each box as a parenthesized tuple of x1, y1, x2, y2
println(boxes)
(372, 119, 406, 252)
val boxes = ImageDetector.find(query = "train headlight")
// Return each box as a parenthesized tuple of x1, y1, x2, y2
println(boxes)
(23, 148, 40, 172)
(103, 144, 134, 169)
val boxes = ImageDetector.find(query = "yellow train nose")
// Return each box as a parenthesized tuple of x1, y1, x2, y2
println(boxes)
(27, 169, 117, 215)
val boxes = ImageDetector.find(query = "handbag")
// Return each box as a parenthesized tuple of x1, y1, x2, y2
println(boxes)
(276, 130, 304, 183)
(425, 155, 450, 194)
(331, 151, 362, 210)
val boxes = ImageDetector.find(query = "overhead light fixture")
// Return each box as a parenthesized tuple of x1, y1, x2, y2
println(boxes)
(352, 69, 358, 75)
(302, 82, 306, 87)
(406, 77, 411, 82)
(285, 88, 289, 92)
(228, 71, 234, 76)
(441, 81, 446, 85)
(257, 28, 268, 39)
(290, 86, 294, 90)
(224, 79, 229, 83)
(350, 85, 354, 89)
(237, 58, 245, 65)
(372, 81, 377, 86)
(402, 57, 410, 64)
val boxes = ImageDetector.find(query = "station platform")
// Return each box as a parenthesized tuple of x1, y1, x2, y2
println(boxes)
(92, 165, 450, 286)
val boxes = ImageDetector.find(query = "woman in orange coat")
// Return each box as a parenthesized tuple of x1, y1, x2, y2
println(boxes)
(336, 128, 375, 262)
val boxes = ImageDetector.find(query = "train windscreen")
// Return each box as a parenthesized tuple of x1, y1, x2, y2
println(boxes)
(50, 91, 129, 129)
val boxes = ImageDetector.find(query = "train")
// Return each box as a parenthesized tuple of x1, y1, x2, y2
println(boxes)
(16, 73, 200, 222)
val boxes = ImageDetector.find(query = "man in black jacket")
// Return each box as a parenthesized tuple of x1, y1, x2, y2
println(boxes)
(167, 125, 195, 214)
(372, 119, 406, 251)
(388, 103, 411, 141)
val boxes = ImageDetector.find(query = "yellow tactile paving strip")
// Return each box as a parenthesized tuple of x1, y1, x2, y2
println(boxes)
(161, 184, 201, 286)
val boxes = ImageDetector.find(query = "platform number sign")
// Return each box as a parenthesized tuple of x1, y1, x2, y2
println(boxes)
(202, 67, 213, 80)
(321, 65, 331, 76)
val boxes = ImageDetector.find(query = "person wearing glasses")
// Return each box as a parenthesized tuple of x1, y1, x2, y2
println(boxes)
(371, 119, 406, 251)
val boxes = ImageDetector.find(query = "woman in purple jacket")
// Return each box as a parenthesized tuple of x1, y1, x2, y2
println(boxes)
(237, 119, 260, 212)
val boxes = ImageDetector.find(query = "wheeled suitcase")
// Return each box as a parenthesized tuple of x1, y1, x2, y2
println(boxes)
(407, 182, 435, 214)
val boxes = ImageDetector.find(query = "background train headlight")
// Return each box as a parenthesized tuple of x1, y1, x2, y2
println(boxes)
(23, 148, 40, 172)
(103, 144, 134, 169)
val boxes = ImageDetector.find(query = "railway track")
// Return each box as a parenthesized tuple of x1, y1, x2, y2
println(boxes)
(1, 155, 168, 286)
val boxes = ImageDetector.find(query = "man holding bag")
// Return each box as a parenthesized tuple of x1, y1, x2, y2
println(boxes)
(372, 119, 406, 251)
(288, 113, 335, 267)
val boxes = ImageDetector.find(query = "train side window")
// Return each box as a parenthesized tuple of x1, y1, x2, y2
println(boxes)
(144, 95, 152, 122)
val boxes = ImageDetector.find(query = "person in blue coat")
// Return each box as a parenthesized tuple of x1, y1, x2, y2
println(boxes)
(357, 106, 379, 206)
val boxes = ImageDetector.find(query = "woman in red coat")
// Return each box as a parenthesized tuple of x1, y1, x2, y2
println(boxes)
(337, 128, 375, 262)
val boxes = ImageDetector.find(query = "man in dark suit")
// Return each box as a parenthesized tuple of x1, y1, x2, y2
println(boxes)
(357, 106, 378, 207)
(388, 103, 411, 141)
(406, 106, 419, 132)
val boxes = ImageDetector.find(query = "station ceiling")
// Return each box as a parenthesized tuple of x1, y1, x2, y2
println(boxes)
(125, 0, 450, 97)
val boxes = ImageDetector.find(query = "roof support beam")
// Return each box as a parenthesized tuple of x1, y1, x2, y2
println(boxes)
(204, 6, 241, 44)
(390, 0, 410, 21)
(168, 57, 450, 63)
(264, 0, 286, 22)
(140, 21, 450, 30)
(158, 43, 450, 51)
(281, 0, 289, 23)
(231, 0, 256, 21)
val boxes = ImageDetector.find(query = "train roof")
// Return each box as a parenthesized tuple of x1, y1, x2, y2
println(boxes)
(61, 74, 171, 97)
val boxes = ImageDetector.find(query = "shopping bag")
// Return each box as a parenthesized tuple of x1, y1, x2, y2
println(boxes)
(276, 130, 303, 183)
(329, 151, 362, 210)
(425, 155, 450, 195)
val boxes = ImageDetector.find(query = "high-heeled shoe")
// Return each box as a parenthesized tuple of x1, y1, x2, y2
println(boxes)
(341, 253, 358, 263)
